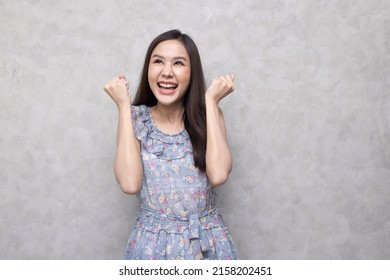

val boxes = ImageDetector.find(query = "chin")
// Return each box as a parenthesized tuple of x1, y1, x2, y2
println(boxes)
(154, 90, 185, 106)
(155, 97, 182, 107)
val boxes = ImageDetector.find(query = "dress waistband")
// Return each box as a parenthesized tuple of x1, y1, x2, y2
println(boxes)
(136, 207, 221, 256)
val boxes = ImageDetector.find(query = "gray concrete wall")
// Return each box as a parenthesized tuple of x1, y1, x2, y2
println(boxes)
(1, 0, 389, 259)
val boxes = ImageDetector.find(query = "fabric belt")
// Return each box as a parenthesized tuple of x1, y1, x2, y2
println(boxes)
(138, 207, 219, 256)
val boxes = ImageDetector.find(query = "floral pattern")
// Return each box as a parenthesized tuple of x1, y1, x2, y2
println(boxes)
(124, 105, 238, 260)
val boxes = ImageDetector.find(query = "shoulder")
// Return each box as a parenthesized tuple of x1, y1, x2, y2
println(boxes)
(130, 105, 152, 140)
(131, 104, 149, 120)
(131, 104, 148, 114)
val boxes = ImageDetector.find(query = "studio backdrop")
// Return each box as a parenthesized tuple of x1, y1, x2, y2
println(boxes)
(1, 0, 389, 259)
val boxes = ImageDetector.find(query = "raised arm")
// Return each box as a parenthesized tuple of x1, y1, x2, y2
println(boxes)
(205, 74, 235, 187)
(103, 75, 143, 194)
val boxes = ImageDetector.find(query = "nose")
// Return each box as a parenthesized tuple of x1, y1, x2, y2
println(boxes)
(162, 63, 173, 78)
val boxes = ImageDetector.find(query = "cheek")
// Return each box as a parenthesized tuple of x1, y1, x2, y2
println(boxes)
(148, 67, 156, 85)
(180, 69, 191, 84)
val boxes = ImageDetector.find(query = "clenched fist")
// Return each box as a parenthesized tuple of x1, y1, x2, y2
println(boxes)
(103, 74, 131, 107)
(205, 74, 235, 104)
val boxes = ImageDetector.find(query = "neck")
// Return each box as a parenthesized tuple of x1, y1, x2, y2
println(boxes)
(152, 102, 185, 126)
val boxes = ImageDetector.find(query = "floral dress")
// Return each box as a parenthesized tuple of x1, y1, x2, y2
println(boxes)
(124, 105, 238, 260)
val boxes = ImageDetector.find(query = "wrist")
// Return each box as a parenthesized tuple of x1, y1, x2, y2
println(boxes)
(205, 94, 218, 105)
(117, 101, 131, 111)
(117, 97, 131, 107)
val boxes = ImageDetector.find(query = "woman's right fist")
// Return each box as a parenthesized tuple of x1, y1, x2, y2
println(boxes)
(103, 74, 131, 106)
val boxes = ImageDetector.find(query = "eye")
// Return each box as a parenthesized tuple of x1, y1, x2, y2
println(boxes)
(174, 61, 185, 66)
(153, 59, 163, 64)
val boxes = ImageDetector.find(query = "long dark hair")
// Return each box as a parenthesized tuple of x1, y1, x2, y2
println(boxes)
(132, 30, 207, 172)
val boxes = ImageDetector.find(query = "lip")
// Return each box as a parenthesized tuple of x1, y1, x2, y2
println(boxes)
(157, 81, 178, 95)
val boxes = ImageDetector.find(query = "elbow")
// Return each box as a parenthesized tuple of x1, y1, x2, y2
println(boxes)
(120, 184, 140, 195)
(206, 162, 233, 187)
(116, 176, 142, 195)
(208, 171, 230, 187)
(114, 164, 143, 195)
(207, 163, 232, 187)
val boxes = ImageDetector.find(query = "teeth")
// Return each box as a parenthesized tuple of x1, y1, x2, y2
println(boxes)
(158, 83, 177, 89)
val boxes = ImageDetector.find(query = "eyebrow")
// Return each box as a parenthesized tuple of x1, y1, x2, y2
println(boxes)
(152, 54, 188, 61)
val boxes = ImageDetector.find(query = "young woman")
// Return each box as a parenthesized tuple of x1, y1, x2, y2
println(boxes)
(104, 30, 237, 260)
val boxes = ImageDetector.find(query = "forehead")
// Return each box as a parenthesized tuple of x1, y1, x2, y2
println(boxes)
(151, 39, 189, 59)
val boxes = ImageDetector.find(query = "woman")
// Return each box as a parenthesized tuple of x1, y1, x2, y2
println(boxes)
(104, 29, 237, 260)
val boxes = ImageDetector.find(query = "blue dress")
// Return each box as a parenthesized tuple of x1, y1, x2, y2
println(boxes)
(124, 105, 238, 260)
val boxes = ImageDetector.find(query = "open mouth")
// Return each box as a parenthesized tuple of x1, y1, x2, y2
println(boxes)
(157, 82, 178, 90)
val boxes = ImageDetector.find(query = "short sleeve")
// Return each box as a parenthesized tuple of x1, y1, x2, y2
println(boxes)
(131, 105, 148, 142)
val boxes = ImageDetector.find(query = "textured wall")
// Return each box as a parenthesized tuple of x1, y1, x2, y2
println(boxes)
(1, 0, 389, 259)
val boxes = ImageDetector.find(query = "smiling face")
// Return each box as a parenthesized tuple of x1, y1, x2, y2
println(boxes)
(148, 39, 191, 107)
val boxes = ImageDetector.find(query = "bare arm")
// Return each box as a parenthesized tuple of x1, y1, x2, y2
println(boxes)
(205, 74, 235, 186)
(104, 75, 143, 194)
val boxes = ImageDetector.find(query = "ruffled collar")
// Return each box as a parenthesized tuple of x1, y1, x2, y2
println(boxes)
(144, 106, 190, 143)
(139, 105, 192, 160)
